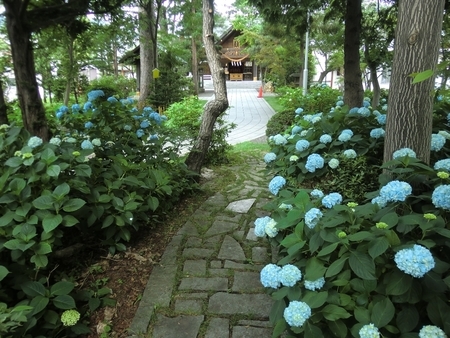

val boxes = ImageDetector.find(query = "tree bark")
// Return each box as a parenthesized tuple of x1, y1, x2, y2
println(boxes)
(191, 36, 199, 94)
(343, 0, 364, 108)
(369, 64, 381, 107)
(4, 0, 49, 140)
(0, 79, 9, 125)
(383, 0, 445, 164)
(185, 0, 229, 175)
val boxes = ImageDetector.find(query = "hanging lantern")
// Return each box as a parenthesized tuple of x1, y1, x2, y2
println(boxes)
(152, 68, 160, 79)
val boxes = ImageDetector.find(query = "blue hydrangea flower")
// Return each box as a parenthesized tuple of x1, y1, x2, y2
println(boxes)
(136, 129, 145, 138)
(305, 208, 323, 229)
(150, 134, 159, 141)
(434, 159, 450, 172)
(58, 105, 69, 114)
(304, 277, 325, 291)
(394, 244, 435, 278)
(300, 130, 309, 137)
(381, 98, 387, 103)
(269, 176, 286, 195)
(370, 128, 385, 139)
(305, 154, 324, 173)
(65, 137, 77, 143)
(349, 107, 359, 114)
(322, 193, 343, 208)
(260, 264, 281, 288)
(130, 107, 138, 114)
(432, 185, 450, 210)
(371, 196, 387, 208)
(328, 158, 339, 169)
(81, 140, 94, 150)
(149, 112, 162, 125)
(295, 139, 310, 152)
(133, 115, 143, 120)
(372, 110, 381, 117)
(336, 100, 344, 107)
(49, 137, 61, 146)
(107, 96, 118, 103)
(265, 218, 278, 237)
(310, 189, 324, 199)
(83, 102, 93, 111)
(376, 114, 386, 125)
(338, 131, 352, 142)
(382, 104, 388, 111)
(319, 134, 332, 144)
(124, 125, 132, 131)
(295, 108, 304, 115)
(85, 121, 94, 129)
(419, 325, 446, 338)
(56, 111, 64, 119)
(28, 136, 43, 149)
(264, 152, 277, 164)
(357, 107, 371, 117)
(87, 90, 105, 101)
(272, 134, 288, 145)
(92, 138, 101, 147)
(379, 180, 412, 202)
(341, 129, 353, 136)
(393, 148, 416, 159)
(279, 264, 302, 287)
(359, 323, 380, 338)
(140, 120, 150, 128)
(343, 149, 357, 159)
(283, 301, 311, 327)
(254, 216, 271, 237)
(292, 126, 302, 134)
(431, 133, 446, 151)
(439, 130, 450, 140)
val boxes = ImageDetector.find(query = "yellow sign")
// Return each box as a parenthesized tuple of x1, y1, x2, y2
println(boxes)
(152, 68, 160, 79)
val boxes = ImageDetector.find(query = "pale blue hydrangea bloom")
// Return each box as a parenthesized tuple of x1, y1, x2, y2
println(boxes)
(305, 154, 324, 173)
(290, 155, 299, 162)
(381, 98, 387, 103)
(431, 133, 446, 151)
(71, 104, 80, 112)
(107, 96, 118, 103)
(149, 112, 162, 125)
(279, 264, 302, 286)
(149, 134, 159, 141)
(300, 130, 309, 137)
(336, 100, 344, 107)
(279, 203, 293, 210)
(432, 185, 450, 210)
(343, 149, 357, 159)
(419, 325, 446, 338)
(304, 207, 323, 229)
(254, 216, 271, 237)
(65, 137, 77, 143)
(359, 323, 380, 338)
(372, 110, 381, 117)
(322, 193, 343, 208)
(140, 120, 150, 128)
(319, 134, 332, 144)
(85, 121, 94, 129)
(28, 136, 43, 149)
(83, 102, 93, 111)
(136, 129, 145, 138)
(295, 108, 304, 114)
(49, 137, 62, 146)
(265, 219, 278, 237)
(328, 158, 339, 169)
(92, 138, 101, 147)
(296, 139, 310, 152)
(349, 107, 359, 114)
(439, 130, 450, 140)
(434, 159, 450, 171)
(338, 130, 352, 142)
(273, 134, 288, 145)
(269, 176, 286, 195)
(260, 264, 281, 288)
(379, 180, 412, 202)
(357, 107, 371, 117)
(371, 196, 387, 208)
(292, 126, 302, 134)
(394, 244, 435, 278)
(376, 114, 386, 125)
(81, 140, 94, 150)
(303, 114, 313, 122)
(124, 125, 132, 131)
(370, 128, 385, 139)
(56, 110, 64, 119)
(283, 301, 311, 327)
(393, 148, 416, 159)
(382, 104, 388, 111)
(341, 129, 354, 136)
(304, 277, 325, 291)
(310, 189, 324, 199)
(264, 152, 277, 164)
(87, 90, 105, 101)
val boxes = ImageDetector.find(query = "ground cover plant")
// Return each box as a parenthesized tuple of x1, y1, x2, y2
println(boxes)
(258, 89, 450, 337)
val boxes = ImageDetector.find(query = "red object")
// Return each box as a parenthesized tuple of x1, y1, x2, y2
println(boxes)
(257, 86, 263, 98)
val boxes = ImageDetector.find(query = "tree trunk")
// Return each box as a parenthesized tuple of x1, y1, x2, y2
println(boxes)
(191, 36, 199, 95)
(0, 79, 9, 125)
(185, 0, 229, 175)
(383, 0, 445, 164)
(64, 37, 74, 106)
(343, 0, 364, 108)
(4, 0, 49, 140)
(317, 69, 331, 84)
(370, 64, 381, 107)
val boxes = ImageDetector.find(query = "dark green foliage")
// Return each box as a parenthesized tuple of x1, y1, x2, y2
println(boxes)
(87, 75, 136, 98)
(266, 108, 295, 137)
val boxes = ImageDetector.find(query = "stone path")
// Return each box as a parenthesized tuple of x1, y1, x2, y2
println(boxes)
(128, 153, 275, 338)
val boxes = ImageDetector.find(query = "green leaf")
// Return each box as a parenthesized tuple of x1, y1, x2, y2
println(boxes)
(30, 254, 49, 268)
(321, 304, 352, 321)
(44, 310, 59, 325)
(347, 231, 373, 242)
(269, 299, 286, 324)
(396, 305, 419, 333)
(62, 198, 86, 212)
(305, 257, 326, 280)
(43, 214, 63, 233)
(52, 295, 76, 309)
(326, 256, 348, 278)
(0, 265, 10, 281)
(368, 237, 390, 259)
(89, 298, 102, 312)
(329, 319, 348, 338)
(148, 196, 159, 211)
(5, 157, 23, 168)
(34, 242, 52, 255)
(371, 297, 395, 327)
(386, 270, 412, 296)
(303, 322, 324, 337)
(51, 281, 75, 296)
(21, 281, 46, 297)
(63, 215, 79, 227)
(16, 204, 32, 217)
(46, 164, 61, 177)
(75, 164, 92, 177)
(98, 194, 111, 203)
(272, 319, 287, 338)
(53, 183, 70, 197)
(349, 251, 376, 280)
(0, 210, 15, 226)
(411, 69, 434, 84)
(4, 239, 34, 251)
(385, 230, 401, 246)
(354, 306, 370, 324)
(426, 297, 450, 329)
(32, 195, 54, 210)
(9, 178, 26, 194)
(302, 291, 328, 309)
(317, 242, 339, 257)
(30, 295, 49, 315)
(40, 148, 57, 162)
(380, 212, 399, 227)
(281, 233, 303, 248)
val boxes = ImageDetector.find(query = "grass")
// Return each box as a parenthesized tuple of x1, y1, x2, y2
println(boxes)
(231, 141, 270, 153)
(263, 96, 285, 113)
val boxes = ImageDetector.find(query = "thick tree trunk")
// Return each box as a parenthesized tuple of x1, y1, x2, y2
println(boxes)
(185, 0, 229, 175)
(343, 0, 364, 108)
(383, 0, 445, 164)
(370, 64, 381, 107)
(0, 80, 9, 125)
(4, 0, 49, 140)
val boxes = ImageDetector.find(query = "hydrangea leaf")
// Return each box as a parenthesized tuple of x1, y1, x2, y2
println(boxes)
(322, 304, 352, 321)
(50, 281, 75, 296)
(349, 252, 376, 280)
(269, 299, 286, 324)
(52, 295, 76, 310)
(30, 295, 49, 315)
(46, 161, 60, 176)
(385, 269, 412, 295)
(302, 291, 328, 309)
(328, 319, 348, 338)
(0, 265, 10, 282)
(368, 237, 390, 258)
(371, 297, 395, 327)
(396, 305, 419, 333)
(272, 319, 287, 338)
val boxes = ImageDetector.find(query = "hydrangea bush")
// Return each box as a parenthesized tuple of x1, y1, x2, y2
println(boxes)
(258, 93, 450, 336)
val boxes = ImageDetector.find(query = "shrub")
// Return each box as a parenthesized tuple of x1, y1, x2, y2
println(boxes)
(87, 75, 137, 98)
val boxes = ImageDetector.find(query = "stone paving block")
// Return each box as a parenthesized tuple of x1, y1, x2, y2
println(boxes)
(255, 210, 271, 218)
(232, 271, 264, 292)
(203, 235, 221, 248)
(252, 247, 268, 263)
(179, 277, 228, 291)
(246, 228, 258, 241)
(238, 320, 272, 327)
(205, 318, 229, 338)
(218, 236, 246, 261)
(204, 220, 240, 237)
(208, 293, 273, 317)
(209, 268, 230, 277)
(177, 292, 208, 299)
(174, 299, 203, 314)
(152, 315, 204, 338)
(234, 230, 245, 240)
(226, 198, 256, 213)
(232, 326, 272, 337)
(205, 193, 228, 207)
(159, 235, 182, 265)
(183, 260, 207, 275)
(182, 248, 214, 259)
(177, 221, 200, 236)
(224, 260, 261, 271)
(210, 260, 222, 268)
(215, 214, 243, 223)
(185, 237, 202, 247)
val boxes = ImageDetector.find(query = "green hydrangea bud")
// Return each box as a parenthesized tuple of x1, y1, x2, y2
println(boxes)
(0, 124, 10, 130)
(423, 213, 437, 220)
(21, 152, 33, 159)
(376, 222, 388, 229)
(347, 202, 358, 208)
(437, 171, 449, 179)
(14, 150, 22, 157)
(338, 231, 347, 238)
(289, 155, 299, 162)
(72, 151, 81, 157)
(61, 309, 80, 327)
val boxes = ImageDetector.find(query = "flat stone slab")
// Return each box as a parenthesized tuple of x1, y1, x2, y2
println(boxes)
(204, 220, 240, 237)
(252, 247, 268, 263)
(183, 260, 206, 276)
(179, 277, 228, 291)
(208, 293, 273, 317)
(232, 271, 264, 292)
(205, 318, 229, 338)
(246, 228, 258, 241)
(177, 221, 199, 236)
(218, 236, 246, 261)
(152, 315, 204, 338)
(232, 326, 272, 337)
(182, 248, 214, 259)
(174, 299, 203, 314)
(224, 260, 261, 271)
(226, 198, 256, 213)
